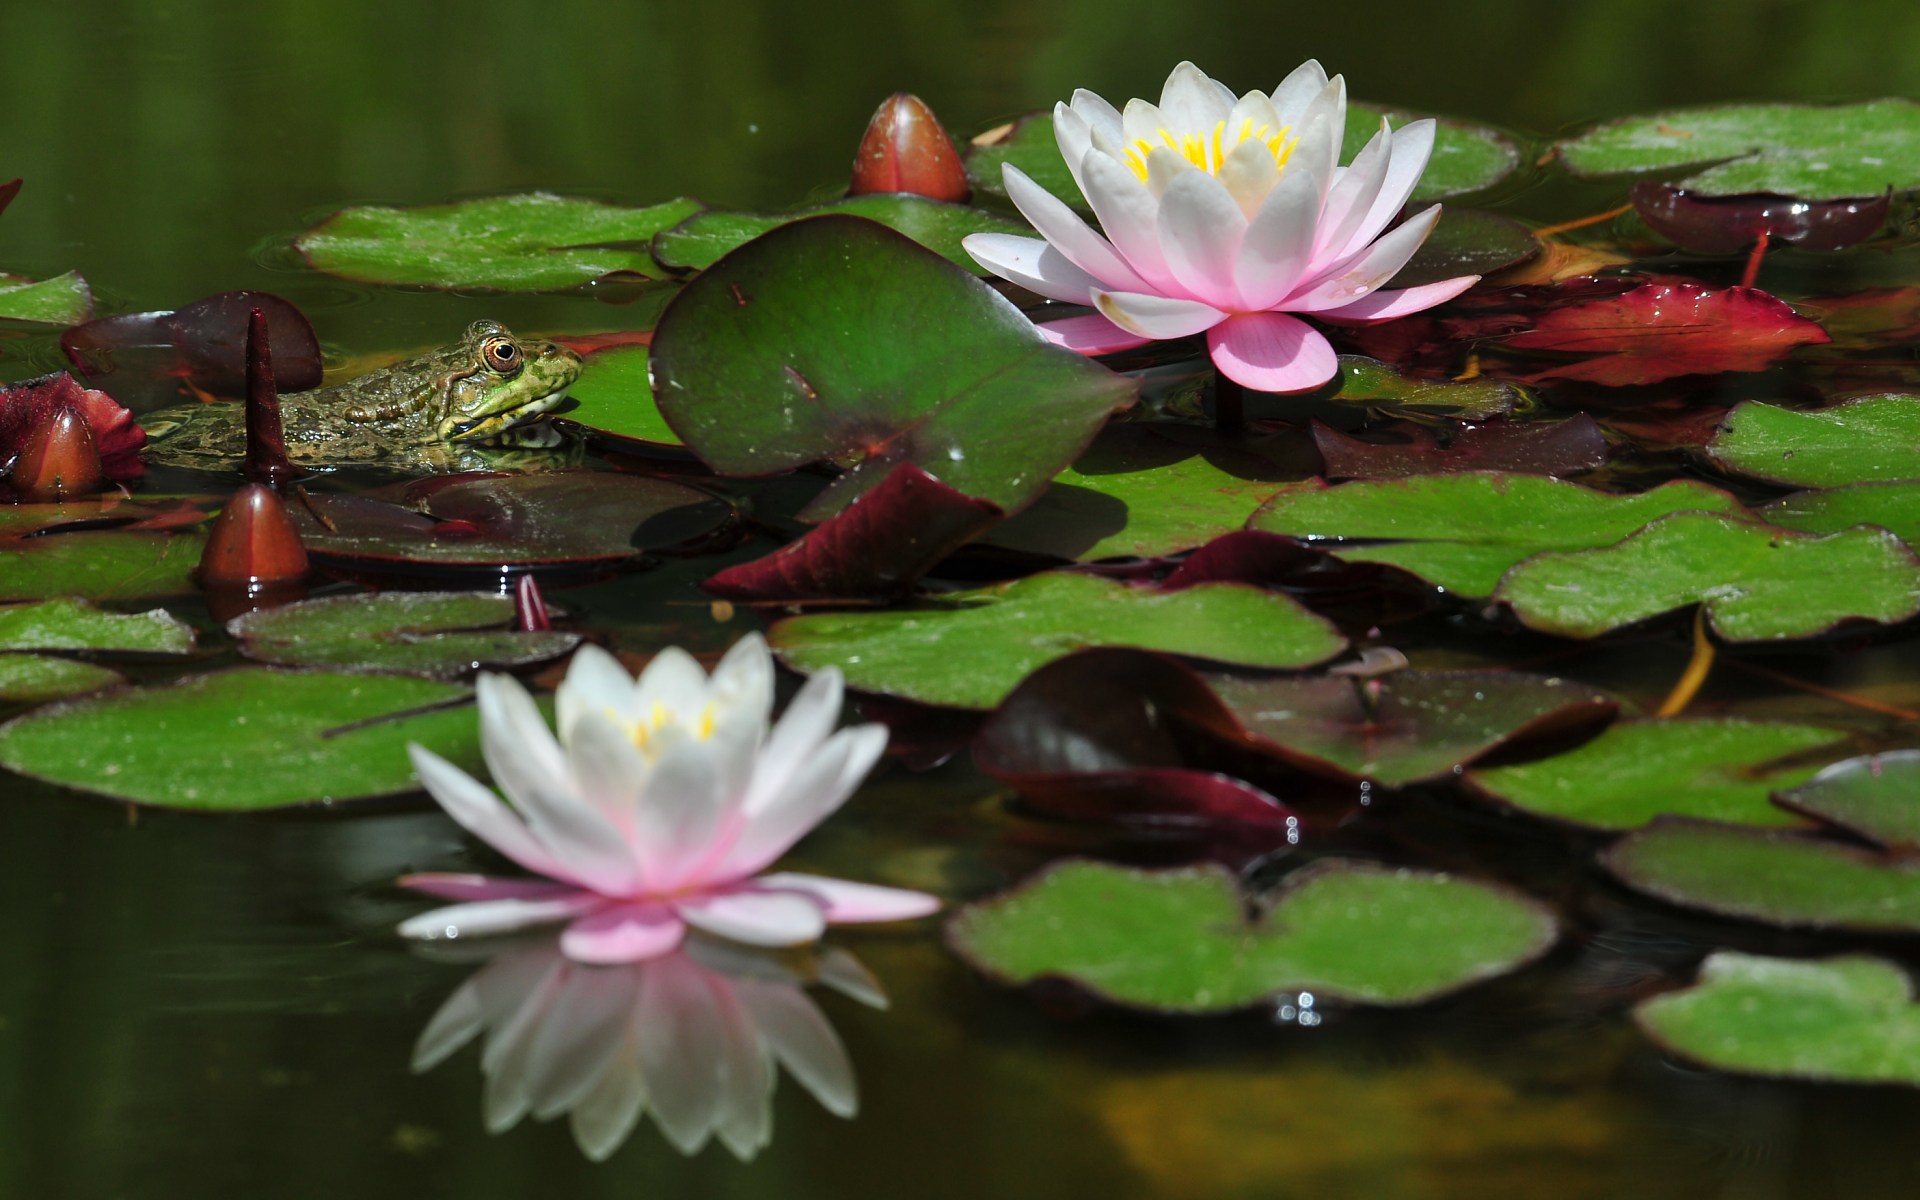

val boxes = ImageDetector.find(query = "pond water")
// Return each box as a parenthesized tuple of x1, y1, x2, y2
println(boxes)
(5, 1, 1920, 1196)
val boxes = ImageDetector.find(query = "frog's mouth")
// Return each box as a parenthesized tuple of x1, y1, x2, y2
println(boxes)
(440, 385, 573, 442)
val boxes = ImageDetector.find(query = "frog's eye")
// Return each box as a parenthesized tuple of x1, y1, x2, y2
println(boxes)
(482, 336, 522, 376)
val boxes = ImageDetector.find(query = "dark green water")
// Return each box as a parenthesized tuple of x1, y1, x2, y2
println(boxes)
(5, 2, 1920, 1196)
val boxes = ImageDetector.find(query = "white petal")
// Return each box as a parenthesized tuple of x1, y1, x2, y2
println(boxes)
(736, 981, 857, 1118)
(1156, 169, 1249, 309)
(755, 872, 942, 923)
(1235, 167, 1322, 310)
(1067, 88, 1125, 146)
(816, 947, 890, 1010)
(570, 1054, 648, 1162)
(1226, 91, 1283, 143)
(1121, 96, 1166, 147)
(1296, 77, 1348, 195)
(1003, 164, 1151, 294)
(677, 889, 828, 947)
(521, 963, 639, 1119)
(397, 893, 602, 943)
(1094, 289, 1227, 340)
(555, 643, 633, 743)
(1217, 137, 1281, 219)
(1337, 119, 1438, 260)
(1079, 148, 1179, 291)
(744, 667, 842, 815)
(410, 978, 486, 1072)
(633, 959, 736, 1155)
(1268, 59, 1329, 123)
(628, 731, 729, 889)
(1287, 204, 1443, 312)
(631, 646, 710, 723)
(1158, 61, 1235, 132)
(962, 232, 1102, 305)
(1315, 119, 1392, 261)
(719, 724, 889, 878)
(407, 744, 568, 881)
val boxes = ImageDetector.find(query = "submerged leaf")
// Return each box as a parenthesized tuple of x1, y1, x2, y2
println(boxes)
(1631, 183, 1891, 253)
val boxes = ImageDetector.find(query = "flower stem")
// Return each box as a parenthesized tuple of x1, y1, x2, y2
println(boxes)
(1656, 609, 1715, 717)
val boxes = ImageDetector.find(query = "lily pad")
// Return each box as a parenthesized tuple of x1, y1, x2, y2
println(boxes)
(1496, 512, 1920, 640)
(1709, 395, 1920, 487)
(0, 271, 92, 326)
(1603, 819, 1920, 931)
(1637, 953, 1920, 1087)
(227, 592, 580, 679)
(947, 859, 1557, 1012)
(1764, 481, 1920, 544)
(1775, 751, 1920, 850)
(0, 667, 484, 810)
(1323, 355, 1526, 420)
(0, 532, 206, 601)
(1312, 416, 1608, 481)
(1556, 100, 1920, 199)
(1390, 208, 1539, 290)
(0, 598, 195, 654)
(1465, 718, 1845, 830)
(1206, 670, 1617, 787)
(769, 570, 1345, 710)
(1248, 472, 1748, 598)
(559, 345, 682, 448)
(294, 192, 703, 291)
(650, 215, 1135, 519)
(652, 195, 1028, 273)
(0, 654, 124, 703)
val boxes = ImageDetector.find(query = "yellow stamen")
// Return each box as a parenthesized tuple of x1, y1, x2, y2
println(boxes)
(1122, 119, 1299, 183)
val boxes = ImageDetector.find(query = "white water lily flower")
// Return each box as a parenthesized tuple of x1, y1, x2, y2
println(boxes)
(964, 60, 1480, 392)
(399, 634, 939, 964)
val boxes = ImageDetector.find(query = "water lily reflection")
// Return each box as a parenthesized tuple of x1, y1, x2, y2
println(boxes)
(412, 933, 887, 1162)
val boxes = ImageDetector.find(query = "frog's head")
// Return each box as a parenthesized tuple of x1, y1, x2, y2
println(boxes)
(437, 320, 583, 443)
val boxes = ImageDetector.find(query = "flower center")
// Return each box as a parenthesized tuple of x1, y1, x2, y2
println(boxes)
(612, 701, 718, 760)
(1122, 118, 1298, 183)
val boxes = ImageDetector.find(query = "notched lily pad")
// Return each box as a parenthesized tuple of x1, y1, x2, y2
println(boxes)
(770, 570, 1346, 710)
(1465, 718, 1846, 830)
(0, 597, 194, 654)
(1709, 394, 1920, 487)
(228, 591, 580, 679)
(1764, 480, 1920, 545)
(0, 654, 124, 703)
(652, 195, 1027, 273)
(947, 858, 1558, 1012)
(295, 192, 703, 291)
(1775, 751, 1920, 850)
(0, 666, 485, 810)
(1637, 953, 1920, 1088)
(1496, 512, 1920, 640)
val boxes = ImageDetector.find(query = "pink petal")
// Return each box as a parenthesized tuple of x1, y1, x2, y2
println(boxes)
(397, 893, 603, 943)
(1094, 289, 1226, 340)
(1317, 274, 1480, 323)
(962, 232, 1103, 305)
(677, 888, 828, 947)
(1037, 313, 1153, 356)
(1157, 170, 1249, 309)
(1287, 204, 1443, 313)
(560, 902, 688, 964)
(755, 873, 942, 923)
(716, 724, 888, 878)
(399, 872, 587, 903)
(1207, 312, 1339, 393)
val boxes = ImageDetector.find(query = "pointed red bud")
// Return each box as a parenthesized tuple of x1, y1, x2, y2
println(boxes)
(12, 406, 104, 499)
(848, 93, 971, 203)
(244, 307, 295, 488)
(513, 573, 551, 632)
(197, 483, 309, 589)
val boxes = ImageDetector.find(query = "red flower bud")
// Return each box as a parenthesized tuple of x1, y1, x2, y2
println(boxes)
(849, 93, 970, 203)
(197, 483, 309, 589)
(12, 405, 104, 499)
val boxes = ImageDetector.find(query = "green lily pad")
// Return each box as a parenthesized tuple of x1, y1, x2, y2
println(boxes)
(0, 270, 92, 325)
(0, 597, 195, 654)
(1556, 100, 1920, 199)
(981, 424, 1312, 562)
(1390, 209, 1540, 290)
(769, 570, 1345, 710)
(0, 654, 124, 703)
(1603, 819, 1920, 931)
(1775, 751, 1920, 850)
(649, 215, 1135, 519)
(1325, 355, 1528, 420)
(1764, 480, 1920, 544)
(947, 859, 1558, 1012)
(1247, 472, 1747, 598)
(0, 667, 484, 810)
(294, 192, 703, 291)
(228, 592, 580, 679)
(965, 113, 1084, 211)
(1709, 395, 1920, 487)
(1495, 512, 1920, 640)
(1637, 953, 1920, 1087)
(556, 345, 681, 448)
(652, 194, 1028, 273)
(0, 532, 206, 602)
(1465, 718, 1845, 830)
(1206, 670, 1617, 787)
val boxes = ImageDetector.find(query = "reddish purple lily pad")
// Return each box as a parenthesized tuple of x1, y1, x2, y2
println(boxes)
(1312, 415, 1609, 480)
(61, 291, 321, 406)
(1631, 182, 1892, 253)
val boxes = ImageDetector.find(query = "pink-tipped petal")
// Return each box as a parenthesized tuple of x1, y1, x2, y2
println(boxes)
(560, 902, 687, 964)
(407, 744, 569, 881)
(1207, 312, 1339, 393)
(1093, 289, 1226, 340)
(1287, 204, 1443, 312)
(1315, 119, 1391, 260)
(962, 232, 1103, 305)
(1003, 165, 1152, 294)
(677, 888, 828, 947)
(1037, 313, 1154, 356)
(719, 724, 889, 878)
(755, 873, 942, 923)
(1341, 119, 1438, 258)
(398, 893, 603, 943)
(399, 873, 589, 904)
(1317, 274, 1480, 323)
(1156, 169, 1249, 309)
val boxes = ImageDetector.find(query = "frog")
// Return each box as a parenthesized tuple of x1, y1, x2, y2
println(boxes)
(140, 319, 585, 473)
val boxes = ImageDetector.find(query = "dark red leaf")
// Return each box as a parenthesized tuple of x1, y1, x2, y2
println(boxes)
(0, 371, 145, 482)
(848, 93, 971, 203)
(705, 460, 1002, 601)
(551, 329, 654, 355)
(0, 178, 20, 220)
(62, 291, 321, 404)
(1632, 182, 1891, 253)
(1159, 530, 1320, 590)
(1312, 415, 1609, 480)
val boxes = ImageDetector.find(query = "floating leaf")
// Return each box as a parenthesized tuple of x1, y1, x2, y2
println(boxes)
(1465, 718, 1844, 830)
(1603, 819, 1920, 931)
(1323, 355, 1526, 420)
(228, 592, 579, 679)
(964, 113, 1083, 212)
(1390, 208, 1538, 289)
(1709, 394, 1920, 487)
(0, 271, 92, 326)
(1556, 100, 1920, 199)
(560, 345, 682, 448)
(1637, 953, 1920, 1087)
(1764, 480, 1920, 544)
(1497, 512, 1920, 640)
(650, 215, 1134, 518)
(1502, 282, 1830, 386)
(0, 532, 205, 601)
(1248, 472, 1747, 598)
(1311, 416, 1608, 481)
(948, 859, 1557, 1012)
(770, 570, 1345, 710)
(652, 195, 1024, 273)
(0, 667, 483, 810)
(61, 291, 321, 401)
(295, 193, 702, 291)
(0, 654, 123, 703)
(1775, 751, 1920, 850)
(1207, 670, 1617, 787)
(0, 598, 194, 655)
(1630, 183, 1891, 253)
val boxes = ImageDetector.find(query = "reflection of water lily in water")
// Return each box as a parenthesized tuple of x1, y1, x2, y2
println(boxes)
(965, 60, 1477, 393)
(413, 934, 886, 1161)
(400, 634, 940, 963)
